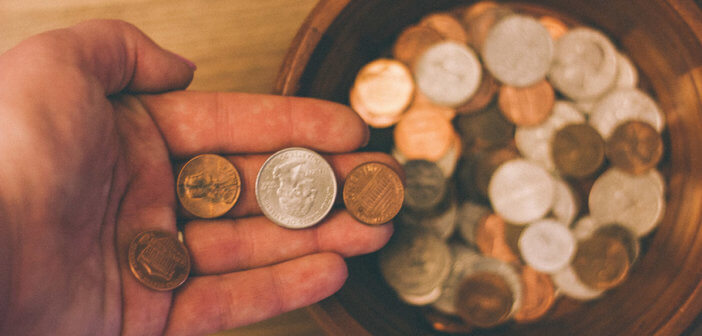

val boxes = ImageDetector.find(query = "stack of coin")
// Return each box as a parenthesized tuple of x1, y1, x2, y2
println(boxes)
(359, 1, 668, 331)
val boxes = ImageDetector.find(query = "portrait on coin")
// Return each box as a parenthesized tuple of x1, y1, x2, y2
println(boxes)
(273, 159, 318, 217)
(182, 170, 238, 204)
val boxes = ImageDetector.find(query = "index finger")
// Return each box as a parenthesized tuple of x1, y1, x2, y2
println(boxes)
(138, 91, 370, 158)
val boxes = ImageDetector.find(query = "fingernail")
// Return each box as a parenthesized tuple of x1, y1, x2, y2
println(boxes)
(173, 52, 197, 71)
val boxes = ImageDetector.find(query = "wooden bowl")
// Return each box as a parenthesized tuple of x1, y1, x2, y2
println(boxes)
(274, 1, 702, 335)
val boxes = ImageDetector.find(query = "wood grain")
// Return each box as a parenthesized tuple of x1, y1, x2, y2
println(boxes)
(0, 0, 326, 335)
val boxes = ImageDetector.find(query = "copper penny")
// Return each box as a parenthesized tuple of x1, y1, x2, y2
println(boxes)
(456, 70, 500, 115)
(392, 25, 444, 66)
(572, 234, 631, 290)
(343, 162, 404, 225)
(498, 80, 555, 126)
(420, 12, 468, 44)
(552, 124, 605, 178)
(539, 16, 569, 40)
(177, 154, 241, 218)
(456, 104, 515, 154)
(473, 147, 520, 197)
(394, 109, 454, 161)
(128, 230, 191, 291)
(350, 59, 414, 128)
(456, 272, 515, 328)
(349, 86, 403, 128)
(605, 120, 664, 175)
(475, 214, 520, 263)
(513, 266, 556, 322)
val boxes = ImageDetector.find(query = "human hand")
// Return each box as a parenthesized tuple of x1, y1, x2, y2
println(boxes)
(0, 20, 395, 336)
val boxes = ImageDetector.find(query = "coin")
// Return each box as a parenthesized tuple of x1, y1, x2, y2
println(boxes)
(590, 88, 665, 139)
(457, 201, 491, 245)
(482, 14, 554, 87)
(588, 168, 665, 236)
(605, 120, 663, 175)
(513, 266, 556, 323)
(572, 215, 601, 241)
(177, 154, 241, 219)
(460, 3, 514, 52)
(615, 52, 639, 89)
(596, 224, 640, 264)
(403, 160, 447, 212)
(456, 272, 515, 328)
(475, 214, 520, 263)
(351, 59, 414, 127)
(408, 90, 457, 121)
(343, 162, 404, 226)
(379, 226, 452, 297)
(128, 230, 190, 291)
(552, 123, 605, 178)
(551, 266, 604, 301)
(518, 219, 576, 273)
(414, 41, 483, 107)
(498, 80, 555, 126)
(456, 70, 500, 115)
(572, 233, 630, 290)
(255, 147, 337, 229)
(392, 25, 444, 66)
(514, 100, 585, 171)
(398, 197, 457, 240)
(474, 147, 520, 198)
(435, 133, 462, 177)
(488, 159, 555, 225)
(548, 27, 618, 100)
(538, 16, 568, 40)
(432, 245, 482, 315)
(456, 104, 515, 153)
(394, 109, 455, 162)
(349, 86, 402, 128)
(419, 12, 468, 44)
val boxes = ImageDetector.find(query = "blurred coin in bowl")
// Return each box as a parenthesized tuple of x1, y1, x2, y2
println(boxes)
(518, 219, 576, 273)
(488, 159, 555, 224)
(605, 120, 663, 175)
(589, 88, 665, 139)
(456, 103, 514, 153)
(548, 27, 618, 100)
(394, 109, 454, 161)
(414, 41, 483, 107)
(513, 265, 556, 323)
(571, 231, 631, 290)
(551, 123, 605, 178)
(482, 14, 554, 87)
(459, 2, 514, 52)
(350, 59, 414, 128)
(393, 25, 444, 66)
(419, 12, 468, 43)
(403, 160, 447, 212)
(498, 79, 555, 126)
(538, 15, 568, 40)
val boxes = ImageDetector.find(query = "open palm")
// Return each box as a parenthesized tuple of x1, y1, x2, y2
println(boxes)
(0, 20, 394, 336)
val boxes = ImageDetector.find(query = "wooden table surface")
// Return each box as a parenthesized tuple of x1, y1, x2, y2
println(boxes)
(0, 0, 325, 335)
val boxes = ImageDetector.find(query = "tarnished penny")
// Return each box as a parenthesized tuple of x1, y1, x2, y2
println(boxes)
(403, 160, 447, 212)
(456, 272, 514, 328)
(605, 120, 663, 175)
(343, 162, 404, 225)
(538, 16, 568, 40)
(475, 214, 520, 263)
(572, 233, 631, 290)
(394, 109, 454, 161)
(177, 154, 241, 218)
(514, 266, 556, 322)
(552, 124, 605, 178)
(456, 104, 515, 154)
(128, 230, 190, 291)
(456, 70, 500, 115)
(498, 80, 555, 126)
(392, 25, 444, 66)
(419, 12, 468, 43)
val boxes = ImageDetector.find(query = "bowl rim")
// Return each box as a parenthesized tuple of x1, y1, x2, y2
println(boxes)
(272, 0, 702, 335)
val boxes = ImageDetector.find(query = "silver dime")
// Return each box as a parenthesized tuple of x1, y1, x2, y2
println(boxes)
(403, 160, 447, 211)
(551, 266, 604, 301)
(518, 219, 576, 274)
(482, 14, 554, 87)
(548, 27, 618, 100)
(255, 147, 337, 229)
(414, 41, 483, 107)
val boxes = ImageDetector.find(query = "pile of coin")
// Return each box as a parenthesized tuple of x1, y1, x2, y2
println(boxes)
(357, 1, 667, 331)
(129, 148, 404, 290)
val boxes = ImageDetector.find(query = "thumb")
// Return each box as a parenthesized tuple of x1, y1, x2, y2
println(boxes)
(52, 19, 195, 94)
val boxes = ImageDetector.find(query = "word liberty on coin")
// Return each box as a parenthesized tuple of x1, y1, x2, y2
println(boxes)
(129, 231, 190, 291)
(256, 147, 337, 229)
(177, 154, 241, 218)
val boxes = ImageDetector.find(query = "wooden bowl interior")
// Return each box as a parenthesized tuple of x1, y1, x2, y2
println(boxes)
(277, 0, 702, 334)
